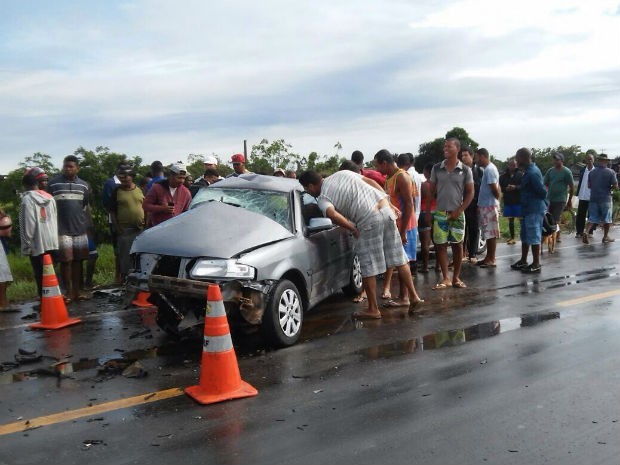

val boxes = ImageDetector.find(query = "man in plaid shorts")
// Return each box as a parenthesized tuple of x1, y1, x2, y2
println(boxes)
(299, 169, 423, 319)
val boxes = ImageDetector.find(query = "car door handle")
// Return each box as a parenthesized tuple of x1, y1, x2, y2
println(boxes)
(330, 240, 337, 246)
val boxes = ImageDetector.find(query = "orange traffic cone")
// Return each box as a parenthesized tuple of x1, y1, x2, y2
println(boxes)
(132, 291, 153, 307)
(30, 254, 81, 330)
(185, 284, 258, 404)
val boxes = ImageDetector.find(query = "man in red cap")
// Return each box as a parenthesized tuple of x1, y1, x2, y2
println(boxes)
(228, 154, 252, 177)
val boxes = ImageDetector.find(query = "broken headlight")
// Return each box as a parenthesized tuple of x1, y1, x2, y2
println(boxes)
(190, 259, 256, 280)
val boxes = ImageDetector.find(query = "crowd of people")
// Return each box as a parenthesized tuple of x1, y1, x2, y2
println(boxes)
(300, 141, 618, 319)
(0, 143, 617, 315)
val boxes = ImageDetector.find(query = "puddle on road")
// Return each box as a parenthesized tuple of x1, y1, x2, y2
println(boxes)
(355, 311, 561, 360)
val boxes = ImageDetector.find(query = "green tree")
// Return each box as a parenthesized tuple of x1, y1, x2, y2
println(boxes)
(416, 137, 444, 171)
(186, 153, 206, 179)
(249, 138, 300, 174)
(18, 152, 58, 175)
(305, 152, 319, 171)
(531, 145, 583, 175)
(446, 127, 479, 152)
(415, 127, 479, 171)
(313, 155, 344, 176)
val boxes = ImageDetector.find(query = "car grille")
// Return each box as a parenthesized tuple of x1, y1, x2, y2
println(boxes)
(154, 255, 183, 278)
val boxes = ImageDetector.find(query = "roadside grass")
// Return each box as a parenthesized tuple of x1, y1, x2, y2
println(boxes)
(7, 243, 116, 303)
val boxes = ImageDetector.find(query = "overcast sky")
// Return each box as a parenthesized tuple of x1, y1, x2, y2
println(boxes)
(1, 0, 619, 173)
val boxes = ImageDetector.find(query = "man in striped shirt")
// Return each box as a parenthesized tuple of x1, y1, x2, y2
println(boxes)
(47, 155, 90, 302)
(299, 169, 423, 319)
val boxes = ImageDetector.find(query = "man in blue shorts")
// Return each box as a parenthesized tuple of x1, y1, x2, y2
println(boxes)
(428, 138, 474, 289)
(510, 148, 547, 273)
(583, 153, 618, 244)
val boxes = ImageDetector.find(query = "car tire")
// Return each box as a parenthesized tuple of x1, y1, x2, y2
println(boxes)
(262, 279, 304, 347)
(342, 254, 364, 297)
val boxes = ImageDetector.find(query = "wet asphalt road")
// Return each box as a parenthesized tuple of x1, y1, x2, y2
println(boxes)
(1, 234, 619, 465)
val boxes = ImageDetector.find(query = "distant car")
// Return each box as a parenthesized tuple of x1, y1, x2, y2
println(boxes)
(127, 174, 363, 347)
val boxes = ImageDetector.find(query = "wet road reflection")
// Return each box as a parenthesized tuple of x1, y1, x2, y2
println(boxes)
(355, 311, 561, 360)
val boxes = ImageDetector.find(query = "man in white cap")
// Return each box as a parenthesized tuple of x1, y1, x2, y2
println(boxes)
(142, 161, 191, 227)
(192, 155, 223, 194)
(203, 154, 218, 171)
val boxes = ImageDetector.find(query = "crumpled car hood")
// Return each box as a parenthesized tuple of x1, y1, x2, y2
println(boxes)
(131, 201, 294, 258)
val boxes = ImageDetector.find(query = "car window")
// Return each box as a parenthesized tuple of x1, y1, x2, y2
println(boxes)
(191, 187, 292, 230)
(300, 192, 324, 226)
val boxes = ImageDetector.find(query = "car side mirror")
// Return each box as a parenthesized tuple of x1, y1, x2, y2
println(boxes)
(307, 217, 333, 233)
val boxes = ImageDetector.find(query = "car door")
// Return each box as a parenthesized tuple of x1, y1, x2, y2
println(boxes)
(298, 192, 345, 302)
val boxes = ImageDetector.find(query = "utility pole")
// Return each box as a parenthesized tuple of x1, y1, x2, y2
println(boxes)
(244, 140, 247, 159)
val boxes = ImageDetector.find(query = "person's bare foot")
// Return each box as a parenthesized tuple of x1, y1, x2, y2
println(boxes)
(352, 310, 382, 319)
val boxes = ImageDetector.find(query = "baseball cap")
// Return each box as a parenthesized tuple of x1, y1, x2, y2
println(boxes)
(273, 168, 286, 176)
(117, 163, 136, 177)
(25, 166, 48, 180)
(231, 154, 245, 164)
(169, 162, 187, 174)
(552, 152, 564, 162)
(204, 155, 218, 165)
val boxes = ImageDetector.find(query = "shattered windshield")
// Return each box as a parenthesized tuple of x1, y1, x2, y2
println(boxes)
(191, 187, 292, 231)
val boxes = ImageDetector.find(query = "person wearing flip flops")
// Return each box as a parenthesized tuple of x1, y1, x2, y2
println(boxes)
(299, 168, 423, 320)
(475, 148, 501, 268)
(428, 138, 475, 290)
(374, 150, 420, 308)
(582, 153, 618, 245)
(510, 148, 547, 274)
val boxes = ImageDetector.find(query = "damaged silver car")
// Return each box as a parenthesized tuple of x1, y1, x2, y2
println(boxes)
(128, 174, 362, 347)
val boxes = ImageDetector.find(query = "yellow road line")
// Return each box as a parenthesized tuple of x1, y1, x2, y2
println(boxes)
(0, 387, 184, 436)
(556, 289, 620, 307)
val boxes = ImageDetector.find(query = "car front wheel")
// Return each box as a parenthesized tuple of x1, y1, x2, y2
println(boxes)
(342, 254, 363, 297)
(262, 279, 304, 347)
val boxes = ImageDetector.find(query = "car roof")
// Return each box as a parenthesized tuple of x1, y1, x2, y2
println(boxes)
(210, 173, 304, 193)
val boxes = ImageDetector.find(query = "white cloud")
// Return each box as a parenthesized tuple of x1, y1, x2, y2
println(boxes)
(0, 0, 619, 173)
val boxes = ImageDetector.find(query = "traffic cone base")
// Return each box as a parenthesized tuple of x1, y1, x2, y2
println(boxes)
(30, 317, 81, 330)
(185, 379, 258, 405)
(185, 284, 258, 405)
(30, 254, 82, 330)
(132, 291, 153, 307)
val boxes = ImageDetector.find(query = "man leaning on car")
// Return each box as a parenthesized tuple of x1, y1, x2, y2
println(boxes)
(299, 166, 423, 320)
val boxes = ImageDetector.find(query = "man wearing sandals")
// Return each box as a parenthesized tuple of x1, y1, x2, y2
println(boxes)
(511, 148, 547, 273)
(299, 168, 423, 319)
(582, 153, 618, 244)
(476, 148, 501, 268)
(428, 138, 474, 289)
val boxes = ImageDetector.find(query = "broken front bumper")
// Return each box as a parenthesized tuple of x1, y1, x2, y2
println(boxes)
(138, 274, 273, 325)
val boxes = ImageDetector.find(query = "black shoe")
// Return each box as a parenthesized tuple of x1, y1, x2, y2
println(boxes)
(510, 261, 528, 270)
(521, 264, 542, 273)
